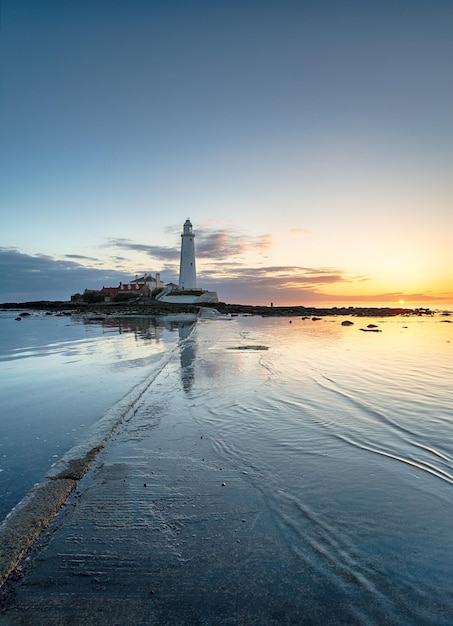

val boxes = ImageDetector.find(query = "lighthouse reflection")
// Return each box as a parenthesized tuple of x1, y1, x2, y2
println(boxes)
(177, 322, 196, 393)
(156, 316, 197, 392)
(82, 314, 197, 393)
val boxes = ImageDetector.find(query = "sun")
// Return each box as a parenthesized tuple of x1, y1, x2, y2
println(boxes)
(399, 299, 405, 305)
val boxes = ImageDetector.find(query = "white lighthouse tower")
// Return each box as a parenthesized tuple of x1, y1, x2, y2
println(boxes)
(155, 218, 218, 303)
(178, 218, 197, 290)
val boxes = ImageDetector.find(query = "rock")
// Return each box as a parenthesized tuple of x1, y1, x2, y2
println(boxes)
(341, 320, 354, 326)
(15, 317, 21, 321)
(367, 323, 378, 328)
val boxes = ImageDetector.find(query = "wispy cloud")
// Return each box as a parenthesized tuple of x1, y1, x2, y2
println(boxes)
(195, 232, 248, 258)
(202, 264, 354, 285)
(289, 228, 311, 236)
(196, 264, 366, 304)
(64, 254, 100, 262)
(105, 229, 273, 262)
(196, 229, 273, 259)
(104, 239, 180, 261)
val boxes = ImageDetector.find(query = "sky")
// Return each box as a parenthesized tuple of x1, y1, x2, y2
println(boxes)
(1, 0, 452, 307)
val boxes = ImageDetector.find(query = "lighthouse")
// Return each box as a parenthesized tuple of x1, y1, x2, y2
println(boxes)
(178, 218, 197, 290)
(155, 218, 217, 303)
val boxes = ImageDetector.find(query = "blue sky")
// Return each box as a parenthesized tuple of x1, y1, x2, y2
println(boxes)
(1, 0, 452, 305)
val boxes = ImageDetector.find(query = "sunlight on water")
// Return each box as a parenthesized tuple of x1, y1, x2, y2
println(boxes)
(192, 315, 453, 478)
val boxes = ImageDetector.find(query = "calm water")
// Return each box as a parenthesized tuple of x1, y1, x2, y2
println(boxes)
(0, 310, 185, 521)
(1, 310, 452, 621)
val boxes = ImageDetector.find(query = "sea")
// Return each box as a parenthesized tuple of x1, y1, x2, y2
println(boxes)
(1, 307, 452, 621)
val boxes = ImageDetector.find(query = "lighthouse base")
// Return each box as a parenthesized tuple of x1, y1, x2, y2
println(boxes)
(156, 289, 218, 304)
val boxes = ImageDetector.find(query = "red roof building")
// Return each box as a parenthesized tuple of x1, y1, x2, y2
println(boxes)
(118, 282, 149, 293)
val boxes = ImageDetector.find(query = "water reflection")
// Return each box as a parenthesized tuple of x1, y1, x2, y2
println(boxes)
(82, 315, 165, 343)
(82, 314, 198, 393)
(178, 323, 196, 393)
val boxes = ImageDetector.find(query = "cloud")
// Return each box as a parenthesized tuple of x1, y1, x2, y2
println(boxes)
(196, 264, 362, 304)
(202, 264, 353, 285)
(0, 246, 352, 304)
(102, 228, 272, 265)
(0, 248, 126, 302)
(1, 247, 448, 307)
(199, 265, 448, 305)
(106, 229, 273, 262)
(197, 265, 450, 306)
(196, 229, 272, 259)
(255, 234, 273, 249)
(195, 232, 248, 258)
(64, 254, 100, 262)
(105, 239, 180, 262)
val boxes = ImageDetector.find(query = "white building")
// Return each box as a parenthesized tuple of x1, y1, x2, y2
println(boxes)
(132, 273, 164, 291)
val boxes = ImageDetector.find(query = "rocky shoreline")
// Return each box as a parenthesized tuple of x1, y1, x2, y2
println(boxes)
(0, 300, 437, 318)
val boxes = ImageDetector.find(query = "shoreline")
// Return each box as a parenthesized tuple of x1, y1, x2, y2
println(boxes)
(0, 300, 438, 318)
